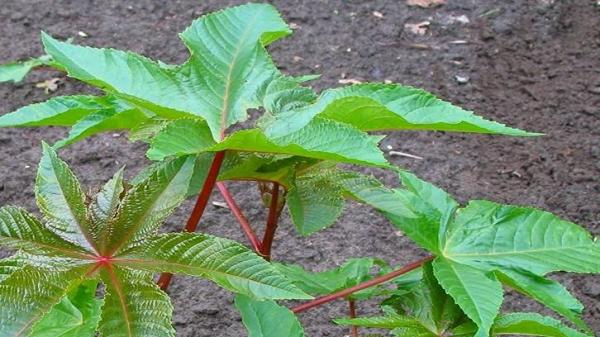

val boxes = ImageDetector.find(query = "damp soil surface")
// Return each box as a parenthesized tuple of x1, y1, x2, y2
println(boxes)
(1, 0, 599, 336)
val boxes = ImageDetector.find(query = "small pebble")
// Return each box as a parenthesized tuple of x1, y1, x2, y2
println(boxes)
(588, 86, 600, 95)
(455, 75, 470, 84)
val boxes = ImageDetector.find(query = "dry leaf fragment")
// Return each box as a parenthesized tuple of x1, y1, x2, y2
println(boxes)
(35, 77, 62, 94)
(388, 150, 424, 160)
(404, 21, 430, 35)
(407, 0, 447, 8)
(212, 201, 229, 209)
(338, 78, 363, 85)
(407, 43, 432, 49)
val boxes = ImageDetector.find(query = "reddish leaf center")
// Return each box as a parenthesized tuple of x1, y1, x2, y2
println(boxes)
(95, 255, 114, 265)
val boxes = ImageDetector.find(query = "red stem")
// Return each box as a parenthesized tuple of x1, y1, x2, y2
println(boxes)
(349, 300, 359, 337)
(184, 151, 226, 233)
(292, 256, 434, 314)
(216, 182, 263, 253)
(260, 182, 281, 260)
(158, 151, 226, 290)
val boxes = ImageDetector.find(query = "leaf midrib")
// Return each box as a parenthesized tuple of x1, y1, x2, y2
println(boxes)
(106, 167, 183, 256)
(217, 10, 261, 139)
(44, 158, 98, 254)
(444, 261, 483, 325)
(104, 265, 133, 337)
(114, 257, 298, 297)
(0, 237, 93, 260)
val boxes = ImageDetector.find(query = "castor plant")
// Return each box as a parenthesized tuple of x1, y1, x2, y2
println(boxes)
(0, 3, 597, 337)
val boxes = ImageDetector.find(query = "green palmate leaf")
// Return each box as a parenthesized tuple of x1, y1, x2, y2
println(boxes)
(382, 172, 458, 253)
(453, 313, 590, 337)
(36, 142, 96, 251)
(0, 94, 146, 150)
(99, 267, 175, 337)
(0, 257, 24, 282)
(490, 313, 590, 337)
(1, 143, 315, 337)
(29, 280, 102, 337)
(0, 264, 90, 336)
(432, 258, 503, 337)
(336, 171, 410, 216)
(235, 295, 305, 337)
(148, 117, 388, 167)
(261, 76, 317, 115)
(2, 3, 534, 157)
(275, 258, 385, 298)
(173, 152, 317, 199)
(178, 3, 291, 138)
(495, 269, 589, 332)
(264, 83, 538, 137)
(169, 152, 319, 199)
(118, 233, 311, 300)
(89, 167, 125, 229)
(443, 200, 600, 274)
(212, 118, 387, 166)
(0, 95, 109, 127)
(216, 153, 312, 189)
(42, 3, 291, 139)
(0, 55, 51, 83)
(184, 153, 214, 197)
(335, 310, 434, 337)
(146, 119, 214, 160)
(54, 107, 148, 148)
(374, 173, 599, 335)
(384, 263, 464, 335)
(0, 206, 90, 258)
(101, 156, 195, 255)
(287, 168, 345, 236)
(284, 166, 409, 235)
(354, 263, 468, 337)
(127, 117, 168, 143)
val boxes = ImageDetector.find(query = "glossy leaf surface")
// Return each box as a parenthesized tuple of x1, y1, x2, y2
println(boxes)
(235, 295, 305, 337)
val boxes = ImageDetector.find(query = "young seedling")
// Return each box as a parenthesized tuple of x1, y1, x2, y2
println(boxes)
(0, 3, 597, 337)
(0, 144, 309, 336)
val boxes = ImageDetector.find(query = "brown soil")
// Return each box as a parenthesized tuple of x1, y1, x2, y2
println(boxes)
(0, 0, 598, 336)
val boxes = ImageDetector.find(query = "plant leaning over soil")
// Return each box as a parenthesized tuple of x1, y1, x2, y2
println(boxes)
(0, 3, 598, 337)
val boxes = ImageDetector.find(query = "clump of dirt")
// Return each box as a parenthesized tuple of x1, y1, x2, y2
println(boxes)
(0, 1, 598, 336)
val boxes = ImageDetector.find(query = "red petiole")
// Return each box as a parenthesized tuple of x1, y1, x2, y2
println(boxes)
(216, 182, 263, 253)
(260, 182, 281, 261)
(349, 300, 359, 337)
(156, 151, 428, 318)
(292, 256, 434, 313)
(158, 151, 226, 290)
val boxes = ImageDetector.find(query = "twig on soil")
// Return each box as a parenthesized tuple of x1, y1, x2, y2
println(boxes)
(388, 150, 424, 160)
(292, 256, 434, 313)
